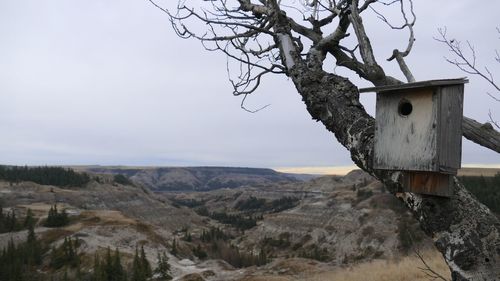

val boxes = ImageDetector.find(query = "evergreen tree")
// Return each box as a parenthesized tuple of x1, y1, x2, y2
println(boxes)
(154, 251, 172, 281)
(68, 238, 76, 261)
(258, 248, 267, 266)
(45, 205, 56, 227)
(112, 248, 126, 281)
(193, 244, 207, 259)
(140, 246, 152, 278)
(0, 202, 4, 233)
(0, 232, 46, 281)
(184, 231, 192, 242)
(130, 246, 152, 281)
(23, 209, 35, 228)
(45, 204, 69, 227)
(104, 247, 113, 281)
(26, 222, 42, 266)
(92, 252, 105, 281)
(0, 165, 90, 187)
(171, 239, 177, 257)
(6, 210, 18, 232)
(50, 246, 58, 268)
(70, 237, 80, 267)
(48, 236, 80, 271)
(131, 247, 145, 281)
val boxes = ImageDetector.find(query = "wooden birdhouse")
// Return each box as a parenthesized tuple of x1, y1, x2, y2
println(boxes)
(360, 78, 468, 197)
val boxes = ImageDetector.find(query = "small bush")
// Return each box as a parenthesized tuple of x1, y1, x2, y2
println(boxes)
(113, 174, 133, 186)
(356, 189, 374, 202)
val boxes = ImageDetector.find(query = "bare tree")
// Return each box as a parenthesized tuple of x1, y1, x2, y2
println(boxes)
(436, 27, 500, 129)
(148, 1, 500, 279)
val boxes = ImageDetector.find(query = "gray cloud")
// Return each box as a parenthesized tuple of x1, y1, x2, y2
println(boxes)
(0, 0, 498, 167)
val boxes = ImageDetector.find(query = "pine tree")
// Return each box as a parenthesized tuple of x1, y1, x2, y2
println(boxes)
(184, 232, 192, 242)
(69, 237, 80, 267)
(24, 209, 35, 228)
(45, 205, 56, 227)
(26, 222, 42, 265)
(131, 247, 144, 281)
(45, 204, 69, 227)
(0, 202, 4, 233)
(104, 247, 113, 281)
(258, 248, 267, 266)
(171, 239, 177, 257)
(92, 252, 104, 281)
(154, 251, 172, 281)
(69, 238, 76, 261)
(193, 244, 207, 259)
(50, 246, 58, 268)
(6, 210, 18, 232)
(140, 246, 152, 278)
(112, 248, 126, 281)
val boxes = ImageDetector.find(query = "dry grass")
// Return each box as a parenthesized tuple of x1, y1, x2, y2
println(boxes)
(134, 222, 169, 246)
(79, 210, 137, 225)
(18, 202, 74, 217)
(309, 251, 451, 281)
(457, 167, 500, 177)
(41, 228, 74, 244)
(239, 251, 450, 281)
(239, 277, 292, 281)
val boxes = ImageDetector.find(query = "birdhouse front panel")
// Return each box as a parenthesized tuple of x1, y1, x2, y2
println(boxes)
(374, 88, 439, 171)
(361, 78, 466, 197)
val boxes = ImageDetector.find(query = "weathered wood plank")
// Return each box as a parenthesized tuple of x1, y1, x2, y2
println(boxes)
(437, 85, 463, 173)
(403, 171, 453, 197)
(359, 77, 468, 93)
(374, 88, 438, 171)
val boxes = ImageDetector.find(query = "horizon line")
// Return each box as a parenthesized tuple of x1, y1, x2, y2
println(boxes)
(1, 163, 499, 176)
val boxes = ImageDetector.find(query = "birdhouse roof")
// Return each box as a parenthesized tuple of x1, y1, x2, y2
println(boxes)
(358, 78, 468, 93)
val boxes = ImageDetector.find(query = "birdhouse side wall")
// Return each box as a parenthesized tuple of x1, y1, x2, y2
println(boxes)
(374, 89, 438, 171)
(437, 84, 464, 173)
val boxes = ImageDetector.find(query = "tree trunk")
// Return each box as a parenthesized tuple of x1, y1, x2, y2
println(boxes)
(289, 60, 500, 280)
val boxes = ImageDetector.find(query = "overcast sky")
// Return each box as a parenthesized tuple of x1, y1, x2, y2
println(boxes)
(0, 0, 499, 168)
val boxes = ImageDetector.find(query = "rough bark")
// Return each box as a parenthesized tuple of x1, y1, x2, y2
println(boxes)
(288, 57, 500, 280)
(463, 117, 500, 153)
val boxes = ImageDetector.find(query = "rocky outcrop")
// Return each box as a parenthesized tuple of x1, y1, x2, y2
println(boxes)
(0, 180, 203, 231)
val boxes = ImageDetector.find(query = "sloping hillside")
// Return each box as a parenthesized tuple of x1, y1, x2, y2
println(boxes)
(0, 180, 206, 231)
(82, 166, 302, 191)
(0, 168, 452, 281)
(167, 170, 433, 266)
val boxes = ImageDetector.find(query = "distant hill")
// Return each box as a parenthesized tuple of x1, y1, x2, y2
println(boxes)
(457, 167, 500, 177)
(82, 166, 304, 191)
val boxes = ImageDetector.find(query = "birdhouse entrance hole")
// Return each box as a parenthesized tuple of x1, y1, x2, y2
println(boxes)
(398, 99, 413, 117)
